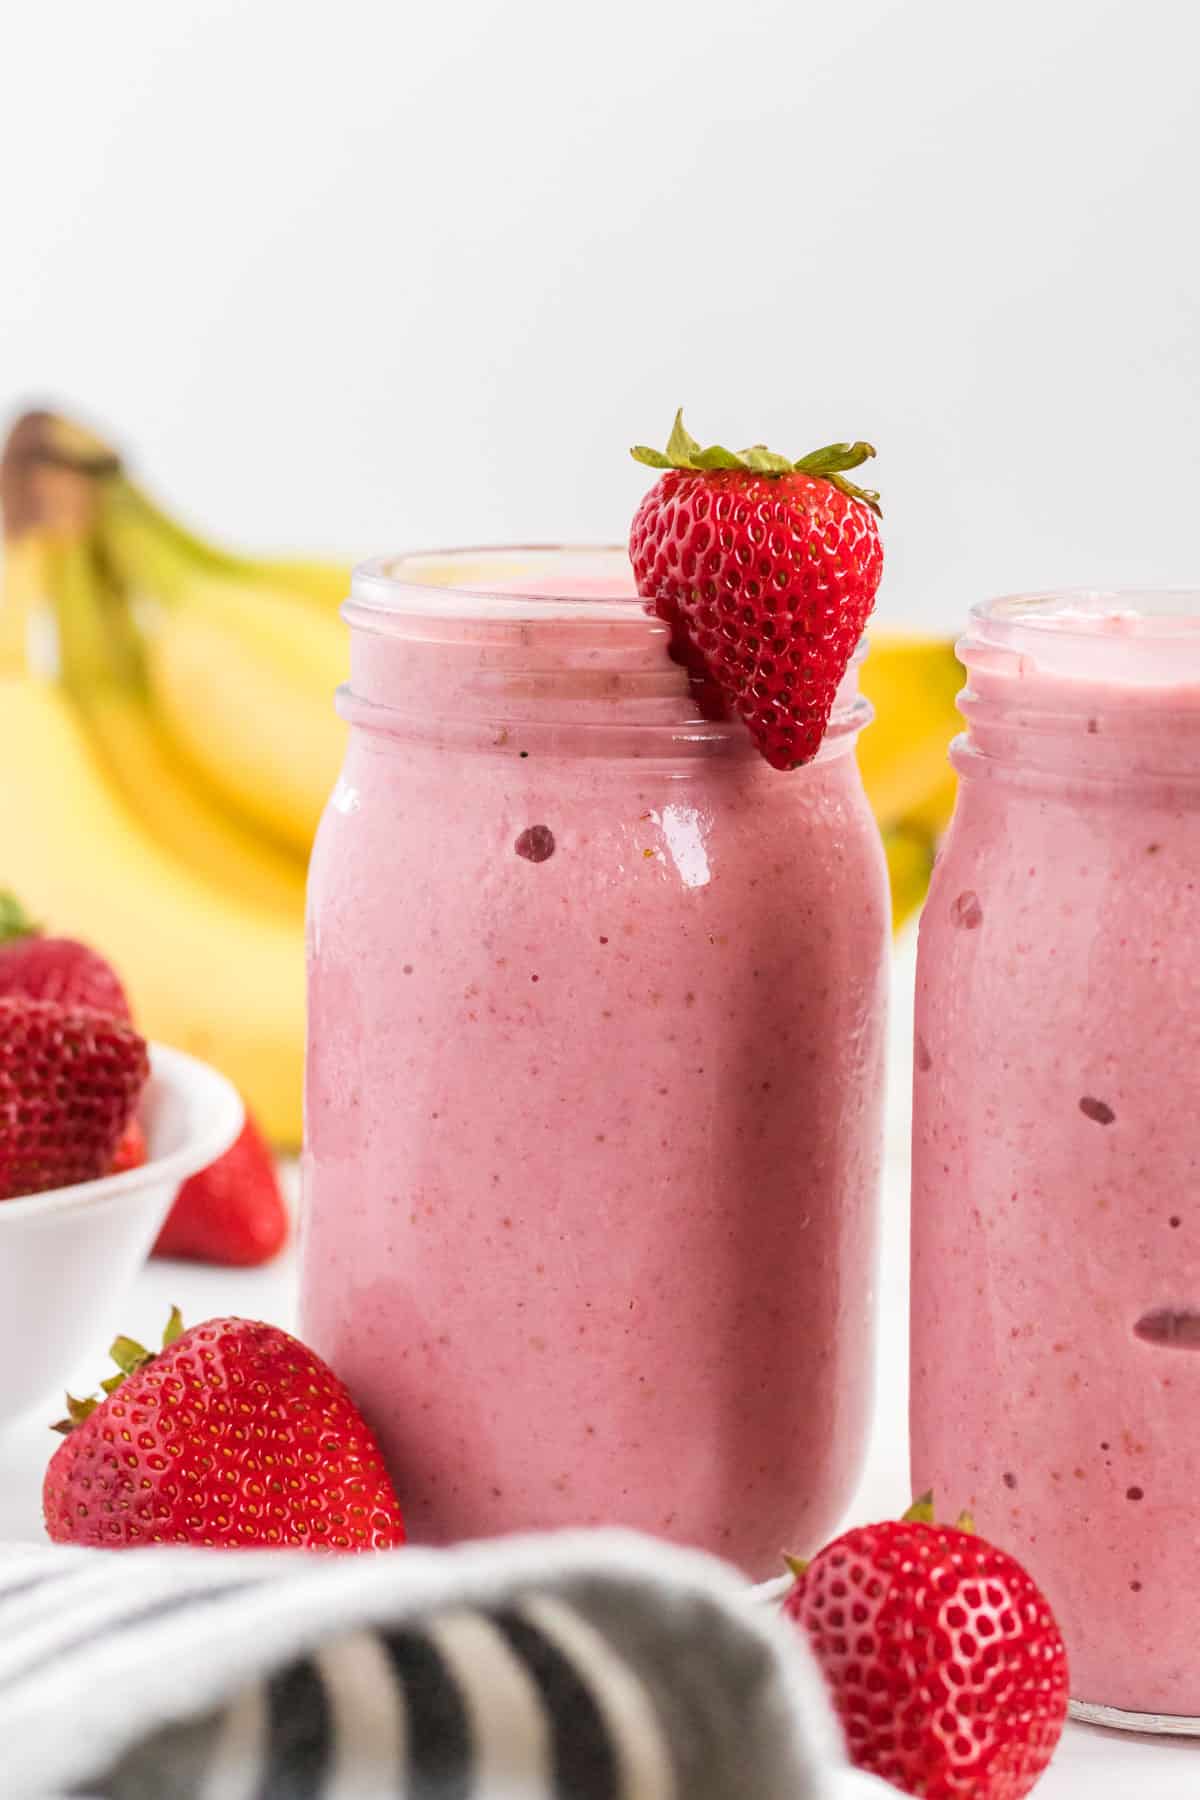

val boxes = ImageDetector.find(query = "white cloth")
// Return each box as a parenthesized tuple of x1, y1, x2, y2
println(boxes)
(0, 1530, 899, 1798)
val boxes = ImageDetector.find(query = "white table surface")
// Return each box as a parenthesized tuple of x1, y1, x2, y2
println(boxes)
(1, 933, 1195, 1796)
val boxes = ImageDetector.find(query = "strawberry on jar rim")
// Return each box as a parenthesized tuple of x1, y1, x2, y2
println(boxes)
(629, 411, 883, 770)
(784, 1497, 1069, 1800)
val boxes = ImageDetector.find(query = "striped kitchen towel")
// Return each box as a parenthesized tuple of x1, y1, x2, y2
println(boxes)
(0, 1528, 897, 1799)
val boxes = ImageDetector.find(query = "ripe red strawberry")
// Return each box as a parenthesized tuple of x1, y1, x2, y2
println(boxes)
(629, 412, 883, 770)
(44, 1311, 406, 1551)
(784, 1501, 1069, 1799)
(153, 1113, 288, 1266)
(0, 997, 149, 1199)
(0, 893, 131, 1021)
(110, 1119, 148, 1174)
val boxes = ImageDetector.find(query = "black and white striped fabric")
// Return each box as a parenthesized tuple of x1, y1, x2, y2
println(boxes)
(0, 1530, 897, 1799)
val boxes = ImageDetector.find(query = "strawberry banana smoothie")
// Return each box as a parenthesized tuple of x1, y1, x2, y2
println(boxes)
(302, 546, 889, 1575)
(911, 591, 1200, 1723)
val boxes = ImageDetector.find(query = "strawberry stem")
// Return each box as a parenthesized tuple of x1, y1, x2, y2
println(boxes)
(51, 1392, 99, 1436)
(48, 1309, 185, 1434)
(630, 410, 882, 514)
(0, 891, 40, 945)
(109, 1335, 151, 1377)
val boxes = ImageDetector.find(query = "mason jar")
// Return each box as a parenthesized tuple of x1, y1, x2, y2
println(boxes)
(911, 590, 1200, 1726)
(301, 546, 889, 1577)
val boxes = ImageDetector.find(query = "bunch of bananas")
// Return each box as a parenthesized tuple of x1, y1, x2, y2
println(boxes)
(0, 411, 963, 1146)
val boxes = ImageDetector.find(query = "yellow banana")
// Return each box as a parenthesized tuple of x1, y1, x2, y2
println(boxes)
(0, 413, 307, 1142)
(857, 631, 962, 822)
(0, 671, 305, 1143)
(97, 478, 347, 857)
(883, 819, 940, 934)
(43, 534, 307, 919)
(96, 472, 349, 607)
(859, 631, 962, 929)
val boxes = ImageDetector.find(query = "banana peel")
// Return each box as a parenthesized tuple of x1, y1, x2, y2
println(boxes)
(857, 635, 962, 932)
(1, 408, 964, 1144)
(97, 477, 347, 857)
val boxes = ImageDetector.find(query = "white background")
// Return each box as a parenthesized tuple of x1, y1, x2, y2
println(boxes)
(2, 0, 1199, 629)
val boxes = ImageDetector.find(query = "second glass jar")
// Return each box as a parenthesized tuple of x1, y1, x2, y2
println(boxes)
(912, 590, 1200, 1725)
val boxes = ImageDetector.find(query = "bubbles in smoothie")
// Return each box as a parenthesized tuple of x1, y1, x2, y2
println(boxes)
(951, 892, 983, 930)
(1134, 1310, 1200, 1349)
(515, 825, 556, 863)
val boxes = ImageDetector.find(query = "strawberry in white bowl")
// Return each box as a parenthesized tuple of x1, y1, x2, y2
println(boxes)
(0, 1020, 242, 1427)
(0, 893, 289, 1265)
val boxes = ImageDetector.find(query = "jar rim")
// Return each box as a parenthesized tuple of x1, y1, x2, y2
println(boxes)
(965, 589, 1200, 688)
(342, 542, 873, 756)
(351, 545, 647, 622)
(972, 588, 1200, 643)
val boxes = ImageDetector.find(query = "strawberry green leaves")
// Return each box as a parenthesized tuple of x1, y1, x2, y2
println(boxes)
(51, 1392, 100, 1435)
(0, 892, 39, 946)
(631, 409, 796, 474)
(631, 409, 882, 514)
(109, 1334, 152, 1377)
(50, 1307, 185, 1434)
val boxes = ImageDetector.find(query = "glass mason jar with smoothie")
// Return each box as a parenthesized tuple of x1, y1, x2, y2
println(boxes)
(911, 591, 1200, 1726)
(301, 427, 890, 1577)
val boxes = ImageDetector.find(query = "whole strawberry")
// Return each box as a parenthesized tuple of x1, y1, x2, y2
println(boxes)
(630, 412, 883, 769)
(784, 1501, 1068, 1799)
(154, 1113, 288, 1266)
(0, 893, 131, 1021)
(44, 1311, 406, 1551)
(0, 997, 148, 1199)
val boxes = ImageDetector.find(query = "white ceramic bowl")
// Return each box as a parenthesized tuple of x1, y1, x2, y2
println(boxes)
(0, 1043, 243, 1427)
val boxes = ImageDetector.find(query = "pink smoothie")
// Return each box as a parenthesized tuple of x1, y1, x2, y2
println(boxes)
(302, 547, 889, 1576)
(911, 592, 1200, 1717)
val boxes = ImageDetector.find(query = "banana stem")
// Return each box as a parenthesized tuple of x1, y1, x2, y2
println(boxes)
(98, 483, 204, 608)
(100, 479, 349, 609)
(49, 537, 146, 702)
